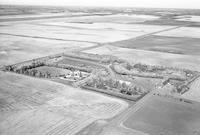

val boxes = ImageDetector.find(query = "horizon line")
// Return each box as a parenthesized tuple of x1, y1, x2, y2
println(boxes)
(1, 4, 200, 10)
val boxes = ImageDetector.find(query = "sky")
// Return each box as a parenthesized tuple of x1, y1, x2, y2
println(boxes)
(1, 0, 200, 9)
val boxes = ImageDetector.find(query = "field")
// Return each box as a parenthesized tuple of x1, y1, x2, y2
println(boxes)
(1, 5, 200, 135)
(0, 34, 95, 66)
(0, 71, 128, 135)
(155, 27, 200, 38)
(0, 13, 71, 20)
(0, 23, 139, 43)
(37, 14, 159, 24)
(183, 77, 200, 102)
(110, 35, 200, 55)
(84, 45, 200, 71)
(123, 95, 200, 135)
(175, 15, 200, 22)
(0, 22, 174, 43)
(39, 22, 171, 33)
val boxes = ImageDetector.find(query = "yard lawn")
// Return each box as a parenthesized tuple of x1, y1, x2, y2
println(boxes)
(32, 66, 71, 77)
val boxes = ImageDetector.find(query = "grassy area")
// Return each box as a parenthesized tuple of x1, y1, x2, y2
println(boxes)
(32, 66, 71, 77)
(55, 57, 101, 69)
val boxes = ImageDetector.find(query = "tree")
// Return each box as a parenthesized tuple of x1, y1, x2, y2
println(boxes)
(6, 65, 14, 71)
(19, 69, 23, 74)
(117, 81, 122, 90)
(80, 72, 82, 78)
(122, 82, 128, 90)
(86, 78, 93, 87)
(113, 80, 120, 88)
(16, 69, 20, 74)
(30, 70, 35, 76)
(39, 72, 43, 78)
(134, 63, 148, 72)
(96, 78, 105, 89)
(107, 78, 114, 88)
(45, 71, 51, 78)
(120, 89, 126, 94)
(24, 70, 29, 75)
(126, 63, 132, 70)
(93, 78, 98, 88)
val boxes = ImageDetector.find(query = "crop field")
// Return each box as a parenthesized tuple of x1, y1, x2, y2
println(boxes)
(175, 15, 200, 22)
(154, 27, 200, 39)
(110, 35, 200, 55)
(0, 71, 128, 135)
(0, 23, 140, 43)
(0, 34, 95, 66)
(37, 14, 159, 24)
(0, 13, 71, 20)
(39, 22, 171, 33)
(84, 45, 200, 71)
(123, 95, 200, 135)
(0, 22, 174, 43)
(183, 77, 200, 102)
